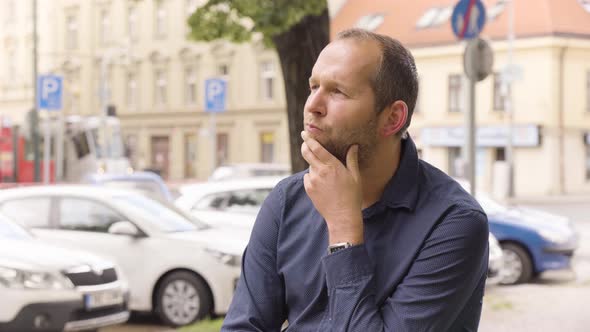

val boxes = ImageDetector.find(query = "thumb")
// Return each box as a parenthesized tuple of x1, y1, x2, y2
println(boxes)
(346, 145, 360, 180)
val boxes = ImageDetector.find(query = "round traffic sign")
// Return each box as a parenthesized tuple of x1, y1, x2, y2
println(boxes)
(463, 38, 494, 82)
(451, 0, 487, 40)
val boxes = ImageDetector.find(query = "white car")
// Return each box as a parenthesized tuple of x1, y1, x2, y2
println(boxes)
(0, 185, 249, 327)
(209, 163, 291, 181)
(176, 176, 285, 229)
(0, 213, 129, 331)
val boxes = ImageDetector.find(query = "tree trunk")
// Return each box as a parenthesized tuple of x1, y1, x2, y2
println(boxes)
(272, 8, 330, 174)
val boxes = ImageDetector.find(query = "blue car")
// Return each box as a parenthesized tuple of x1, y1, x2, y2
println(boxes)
(476, 194, 578, 285)
(84, 171, 175, 202)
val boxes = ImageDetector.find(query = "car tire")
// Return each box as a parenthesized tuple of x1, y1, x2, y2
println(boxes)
(155, 271, 212, 327)
(500, 243, 533, 285)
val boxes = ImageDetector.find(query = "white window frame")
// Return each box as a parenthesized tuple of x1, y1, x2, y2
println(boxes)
(260, 61, 275, 101)
(99, 8, 111, 45)
(154, 69, 168, 106)
(66, 14, 78, 50)
(185, 67, 198, 106)
(154, 1, 167, 39)
(127, 5, 139, 42)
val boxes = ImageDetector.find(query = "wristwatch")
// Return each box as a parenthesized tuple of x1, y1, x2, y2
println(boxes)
(327, 242, 353, 254)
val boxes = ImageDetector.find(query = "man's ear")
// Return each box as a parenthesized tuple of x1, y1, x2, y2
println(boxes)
(380, 100, 408, 137)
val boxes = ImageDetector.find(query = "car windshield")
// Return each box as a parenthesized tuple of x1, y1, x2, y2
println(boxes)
(113, 194, 208, 232)
(0, 215, 33, 240)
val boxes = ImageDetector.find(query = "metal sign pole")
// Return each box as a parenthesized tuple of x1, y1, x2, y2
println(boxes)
(467, 77, 476, 197)
(43, 111, 50, 184)
(211, 112, 217, 173)
(506, 0, 515, 198)
(55, 113, 64, 181)
(32, 0, 40, 182)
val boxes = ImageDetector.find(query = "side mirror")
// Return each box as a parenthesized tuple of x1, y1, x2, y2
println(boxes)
(108, 221, 141, 237)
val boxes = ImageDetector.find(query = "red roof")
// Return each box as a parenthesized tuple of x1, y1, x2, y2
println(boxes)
(331, 0, 590, 48)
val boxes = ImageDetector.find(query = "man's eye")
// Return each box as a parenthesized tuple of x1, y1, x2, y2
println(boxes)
(309, 85, 318, 91)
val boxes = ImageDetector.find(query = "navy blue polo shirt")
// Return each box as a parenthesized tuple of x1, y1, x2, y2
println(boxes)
(222, 137, 489, 332)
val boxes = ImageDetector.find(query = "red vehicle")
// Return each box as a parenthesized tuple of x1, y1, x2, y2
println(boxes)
(0, 115, 128, 185)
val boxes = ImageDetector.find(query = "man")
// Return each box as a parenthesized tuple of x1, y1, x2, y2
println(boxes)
(222, 28, 488, 332)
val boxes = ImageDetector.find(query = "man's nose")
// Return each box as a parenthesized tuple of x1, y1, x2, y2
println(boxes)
(305, 89, 327, 116)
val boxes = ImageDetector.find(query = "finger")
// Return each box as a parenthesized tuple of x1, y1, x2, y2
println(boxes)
(303, 173, 313, 194)
(301, 141, 322, 168)
(301, 131, 339, 165)
(346, 145, 360, 181)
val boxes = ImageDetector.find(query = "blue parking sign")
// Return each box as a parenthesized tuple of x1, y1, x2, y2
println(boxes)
(37, 75, 63, 110)
(205, 78, 226, 113)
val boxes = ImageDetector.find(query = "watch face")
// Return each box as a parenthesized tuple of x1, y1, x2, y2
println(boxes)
(328, 243, 352, 254)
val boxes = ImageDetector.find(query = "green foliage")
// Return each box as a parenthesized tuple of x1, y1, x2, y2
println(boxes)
(180, 317, 224, 332)
(187, 0, 327, 45)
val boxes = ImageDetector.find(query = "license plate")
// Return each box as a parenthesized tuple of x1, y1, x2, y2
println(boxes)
(84, 289, 124, 310)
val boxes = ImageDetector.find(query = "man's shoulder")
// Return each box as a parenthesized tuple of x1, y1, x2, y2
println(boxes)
(417, 160, 483, 214)
(268, 170, 307, 202)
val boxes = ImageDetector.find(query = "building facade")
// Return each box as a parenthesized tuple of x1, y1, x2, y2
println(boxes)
(1, 0, 293, 181)
(55, 0, 291, 180)
(332, 0, 590, 197)
(0, 0, 58, 126)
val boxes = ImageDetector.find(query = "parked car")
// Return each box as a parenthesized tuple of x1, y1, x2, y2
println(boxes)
(456, 180, 578, 285)
(0, 213, 130, 331)
(84, 171, 175, 202)
(209, 163, 291, 181)
(0, 185, 249, 327)
(176, 176, 285, 229)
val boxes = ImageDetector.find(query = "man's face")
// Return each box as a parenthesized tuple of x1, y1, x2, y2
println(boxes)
(303, 38, 382, 168)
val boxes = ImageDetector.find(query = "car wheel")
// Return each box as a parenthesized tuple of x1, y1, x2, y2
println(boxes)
(499, 243, 533, 285)
(155, 271, 211, 327)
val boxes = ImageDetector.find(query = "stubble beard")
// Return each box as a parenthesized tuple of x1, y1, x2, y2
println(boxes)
(319, 116, 379, 170)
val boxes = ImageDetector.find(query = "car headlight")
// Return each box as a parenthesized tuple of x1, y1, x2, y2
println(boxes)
(538, 229, 570, 245)
(204, 248, 241, 267)
(0, 266, 74, 290)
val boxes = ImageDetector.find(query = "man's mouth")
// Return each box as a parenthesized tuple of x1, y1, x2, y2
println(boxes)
(306, 123, 323, 134)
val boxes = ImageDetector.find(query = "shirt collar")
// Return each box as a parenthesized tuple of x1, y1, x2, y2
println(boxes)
(379, 134, 420, 211)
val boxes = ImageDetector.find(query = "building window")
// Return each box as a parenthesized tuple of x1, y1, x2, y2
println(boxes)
(154, 69, 167, 106)
(184, 133, 197, 178)
(185, 67, 197, 105)
(260, 132, 275, 163)
(216, 133, 229, 167)
(127, 5, 139, 42)
(494, 147, 506, 161)
(260, 61, 275, 101)
(448, 74, 463, 113)
(154, 1, 167, 39)
(66, 14, 78, 50)
(493, 73, 507, 111)
(448, 147, 465, 178)
(99, 9, 111, 45)
(126, 72, 138, 109)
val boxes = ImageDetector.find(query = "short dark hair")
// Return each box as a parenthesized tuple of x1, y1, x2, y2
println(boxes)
(336, 28, 419, 134)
